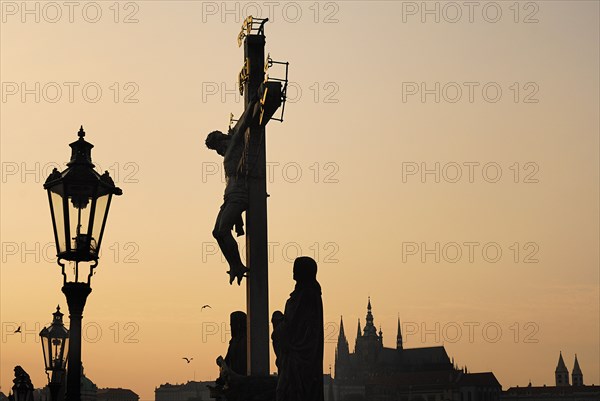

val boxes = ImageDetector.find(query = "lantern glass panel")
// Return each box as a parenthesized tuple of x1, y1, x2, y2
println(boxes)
(91, 194, 110, 252)
(50, 192, 67, 254)
(51, 337, 68, 369)
(67, 194, 92, 254)
(40, 327, 50, 370)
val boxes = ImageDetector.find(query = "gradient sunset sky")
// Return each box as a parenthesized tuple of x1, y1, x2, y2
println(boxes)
(1, 1, 598, 399)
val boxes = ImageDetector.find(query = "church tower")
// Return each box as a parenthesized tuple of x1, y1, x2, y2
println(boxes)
(572, 354, 583, 386)
(397, 316, 403, 350)
(555, 352, 570, 386)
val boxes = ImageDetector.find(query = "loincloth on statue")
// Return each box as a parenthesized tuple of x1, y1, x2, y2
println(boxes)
(222, 176, 248, 236)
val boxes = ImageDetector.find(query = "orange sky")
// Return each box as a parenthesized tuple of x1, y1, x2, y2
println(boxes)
(1, 1, 599, 400)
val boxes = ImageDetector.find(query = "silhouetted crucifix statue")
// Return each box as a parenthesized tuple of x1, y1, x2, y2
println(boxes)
(206, 98, 260, 285)
(205, 16, 286, 378)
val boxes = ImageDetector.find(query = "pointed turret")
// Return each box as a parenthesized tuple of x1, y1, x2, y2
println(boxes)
(335, 316, 349, 381)
(354, 319, 362, 352)
(363, 297, 378, 337)
(338, 316, 346, 342)
(336, 316, 349, 357)
(397, 316, 403, 350)
(572, 354, 583, 386)
(555, 351, 570, 386)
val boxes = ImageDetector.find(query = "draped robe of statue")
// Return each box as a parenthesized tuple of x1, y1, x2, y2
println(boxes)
(273, 256, 324, 401)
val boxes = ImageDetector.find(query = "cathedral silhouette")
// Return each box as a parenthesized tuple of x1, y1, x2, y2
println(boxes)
(332, 298, 501, 401)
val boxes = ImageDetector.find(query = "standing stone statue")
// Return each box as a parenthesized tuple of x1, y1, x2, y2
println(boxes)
(212, 310, 278, 401)
(206, 98, 260, 285)
(272, 256, 324, 401)
(224, 311, 248, 375)
(12, 366, 34, 401)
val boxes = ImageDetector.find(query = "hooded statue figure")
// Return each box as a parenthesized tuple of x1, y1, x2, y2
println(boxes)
(272, 256, 324, 401)
(224, 311, 247, 376)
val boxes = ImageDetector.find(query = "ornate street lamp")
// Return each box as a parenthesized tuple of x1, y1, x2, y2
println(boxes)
(43, 126, 122, 401)
(40, 306, 69, 401)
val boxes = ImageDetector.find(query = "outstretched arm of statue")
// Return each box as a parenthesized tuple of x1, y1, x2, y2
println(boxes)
(230, 97, 260, 144)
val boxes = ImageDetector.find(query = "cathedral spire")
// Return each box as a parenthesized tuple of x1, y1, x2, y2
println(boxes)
(335, 316, 350, 380)
(354, 318, 362, 352)
(572, 354, 583, 386)
(397, 316, 403, 350)
(336, 316, 349, 357)
(363, 297, 377, 337)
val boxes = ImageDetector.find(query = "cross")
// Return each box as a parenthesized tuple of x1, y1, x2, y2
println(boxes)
(237, 17, 287, 377)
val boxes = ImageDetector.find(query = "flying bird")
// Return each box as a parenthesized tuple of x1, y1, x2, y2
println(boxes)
(182, 357, 193, 363)
(14, 326, 21, 333)
(201, 305, 212, 311)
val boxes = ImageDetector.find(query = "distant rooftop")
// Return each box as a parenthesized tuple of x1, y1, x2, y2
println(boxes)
(505, 385, 600, 395)
(97, 388, 139, 401)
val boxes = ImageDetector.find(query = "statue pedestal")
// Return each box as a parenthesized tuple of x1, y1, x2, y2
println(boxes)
(209, 375, 277, 401)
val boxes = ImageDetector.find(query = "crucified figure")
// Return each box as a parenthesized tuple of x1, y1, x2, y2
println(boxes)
(206, 97, 260, 285)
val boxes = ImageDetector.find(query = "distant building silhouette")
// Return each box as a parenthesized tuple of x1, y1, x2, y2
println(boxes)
(154, 381, 215, 401)
(502, 352, 600, 400)
(324, 373, 334, 401)
(334, 298, 501, 401)
(97, 388, 139, 401)
(33, 367, 95, 401)
(502, 385, 600, 401)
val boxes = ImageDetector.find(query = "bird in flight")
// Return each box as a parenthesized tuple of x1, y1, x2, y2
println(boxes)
(201, 305, 212, 311)
(14, 326, 21, 334)
(182, 357, 193, 363)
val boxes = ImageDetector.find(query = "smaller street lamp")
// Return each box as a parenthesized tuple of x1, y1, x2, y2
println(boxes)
(40, 305, 69, 401)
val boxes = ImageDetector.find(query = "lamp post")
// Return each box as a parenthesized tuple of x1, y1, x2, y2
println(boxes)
(43, 126, 122, 401)
(40, 305, 69, 401)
